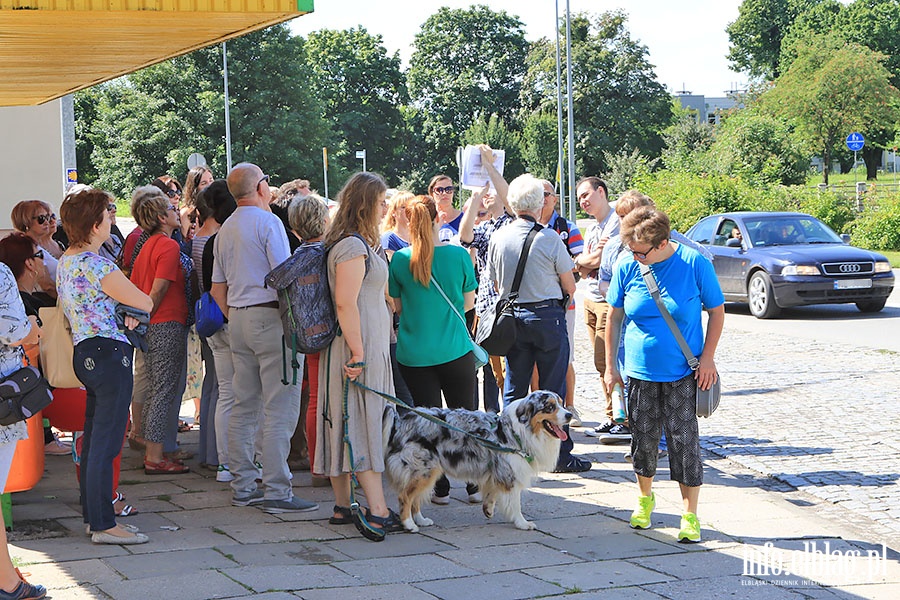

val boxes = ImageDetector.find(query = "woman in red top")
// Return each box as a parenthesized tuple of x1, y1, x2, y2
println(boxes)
(129, 186, 190, 474)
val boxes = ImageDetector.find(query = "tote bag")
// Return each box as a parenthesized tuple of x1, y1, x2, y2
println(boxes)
(38, 306, 83, 388)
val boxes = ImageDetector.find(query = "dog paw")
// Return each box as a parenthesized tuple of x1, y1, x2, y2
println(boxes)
(514, 519, 535, 530)
(413, 514, 433, 527)
(402, 518, 420, 533)
(482, 502, 495, 519)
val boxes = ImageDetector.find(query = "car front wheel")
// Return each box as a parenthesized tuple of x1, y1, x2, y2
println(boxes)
(748, 271, 781, 319)
(856, 298, 887, 313)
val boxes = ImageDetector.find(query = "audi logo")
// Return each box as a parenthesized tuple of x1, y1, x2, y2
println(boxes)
(839, 264, 861, 273)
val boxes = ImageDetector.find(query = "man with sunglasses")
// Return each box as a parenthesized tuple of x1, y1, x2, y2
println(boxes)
(572, 177, 626, 441)
(211, 163, 318, 515)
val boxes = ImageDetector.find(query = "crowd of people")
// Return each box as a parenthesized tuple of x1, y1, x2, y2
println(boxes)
(0, 145, 723, 587)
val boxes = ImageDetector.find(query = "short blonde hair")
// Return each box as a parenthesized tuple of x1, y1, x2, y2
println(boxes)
(382, 191, 414, 232)
(131, 186, 170, 233)
(615, 190, 654, 218)
(288, 193, 330, 241)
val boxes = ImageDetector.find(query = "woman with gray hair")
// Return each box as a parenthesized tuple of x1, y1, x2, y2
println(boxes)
(129, 185, 191, 475)
(486, 174, 589, 473)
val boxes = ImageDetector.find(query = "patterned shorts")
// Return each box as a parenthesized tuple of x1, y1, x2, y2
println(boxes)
(627, 374, 702, 487)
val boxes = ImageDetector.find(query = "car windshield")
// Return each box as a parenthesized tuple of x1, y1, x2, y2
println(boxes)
(745, 216, 843, 247)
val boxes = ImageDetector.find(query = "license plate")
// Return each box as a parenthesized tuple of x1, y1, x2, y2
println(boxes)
(834, 278, 872, 289)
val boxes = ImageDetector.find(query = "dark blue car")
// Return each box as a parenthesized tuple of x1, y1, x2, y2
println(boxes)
(685, 212, 895, 318)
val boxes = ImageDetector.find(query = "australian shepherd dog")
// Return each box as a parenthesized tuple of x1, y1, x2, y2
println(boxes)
(382, 390, 571, 531)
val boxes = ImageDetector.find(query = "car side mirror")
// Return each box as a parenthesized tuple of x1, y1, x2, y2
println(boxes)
(840, 233, 851, 244)
(725, 238, 742, 248)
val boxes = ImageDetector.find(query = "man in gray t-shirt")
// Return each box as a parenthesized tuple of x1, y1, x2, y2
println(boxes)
(487, 174, 590, 473)
(211, 162, 317, 514)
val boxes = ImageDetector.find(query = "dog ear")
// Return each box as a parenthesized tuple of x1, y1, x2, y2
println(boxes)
(516, 398, 533, 424)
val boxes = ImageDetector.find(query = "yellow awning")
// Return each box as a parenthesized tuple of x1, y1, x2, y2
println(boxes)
(0, 0, 314, 106)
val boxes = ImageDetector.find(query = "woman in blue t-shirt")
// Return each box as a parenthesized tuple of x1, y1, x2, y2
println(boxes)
(604, 206, 724, 544)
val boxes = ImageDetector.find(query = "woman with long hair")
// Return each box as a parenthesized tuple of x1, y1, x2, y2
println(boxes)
(387, 194, 479, 504)
(380, 191, 413, 258)
(317, 172, 402, 540)
(57, 188, 153, 544)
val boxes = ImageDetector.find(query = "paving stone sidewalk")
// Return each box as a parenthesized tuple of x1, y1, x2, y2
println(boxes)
(5, 284, 900, 599)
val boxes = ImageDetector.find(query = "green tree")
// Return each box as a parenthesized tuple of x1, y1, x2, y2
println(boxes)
(761, 33, 900, 184)
(80, 24, 331, 197)
(601, 148, 658, 197)
(520, 11, 672, 178)
(726, 0, 826, 80)
(708, 107, 809, 186)
(305, 27, 408, 187)
(520, 111, 559, 181)
(660, 100, 715, 173)
(407, 5, 529, 181)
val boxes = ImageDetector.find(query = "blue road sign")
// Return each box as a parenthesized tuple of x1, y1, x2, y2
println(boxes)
(846, 132, 865, 152)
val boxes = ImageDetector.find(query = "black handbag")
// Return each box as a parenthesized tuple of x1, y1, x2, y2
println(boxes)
(475, 224, 539, 356)
(0, 365, 53, 426)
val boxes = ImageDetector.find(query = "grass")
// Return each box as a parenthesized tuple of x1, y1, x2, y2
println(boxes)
(880, 250, 900, 268)
(807, 166, 900, 187)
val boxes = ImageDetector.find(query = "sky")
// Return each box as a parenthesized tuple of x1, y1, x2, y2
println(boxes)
(289, 0, 747, 98)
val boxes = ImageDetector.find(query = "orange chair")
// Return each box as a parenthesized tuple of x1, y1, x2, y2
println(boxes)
(3, 411, 45, 494)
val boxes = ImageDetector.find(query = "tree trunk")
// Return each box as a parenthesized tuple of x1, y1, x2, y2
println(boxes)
(862, 147, 882, 181)
(823, 147, 830, 185)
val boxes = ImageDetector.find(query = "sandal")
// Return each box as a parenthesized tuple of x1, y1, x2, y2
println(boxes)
(113, 491, 126, 503)
(365, 508, 405, 533)
(328, 505, 352, 525)
(353, 508, 385, 542)
(114, 501, 138, 517)
(144, 458, 190, 475)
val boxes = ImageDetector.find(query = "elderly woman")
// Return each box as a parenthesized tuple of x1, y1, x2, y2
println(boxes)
(57, 188, 152, 545)
(129, 186, 191, 475)
(10, 200, 64, 298)
(288, 193, 331, 488)
(604, 206, 724, 543)
(486, 174, 587, 473)
(0, 261, 47, 596)
(318, 172, 402, 540)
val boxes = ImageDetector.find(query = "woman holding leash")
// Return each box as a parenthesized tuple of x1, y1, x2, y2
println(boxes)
(604, 206, 724, 543)
(388, 194, 480, 504)
(317, 172, 402, 540)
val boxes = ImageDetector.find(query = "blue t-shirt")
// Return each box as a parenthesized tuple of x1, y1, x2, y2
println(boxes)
(380, 231, 409, 253)
(607, 243, 724, 382)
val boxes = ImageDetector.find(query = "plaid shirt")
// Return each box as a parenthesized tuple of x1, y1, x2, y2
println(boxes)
(462, 212, 513, 316)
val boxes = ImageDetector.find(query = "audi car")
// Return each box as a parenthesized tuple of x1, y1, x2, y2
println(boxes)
(684, 212, 895, 318)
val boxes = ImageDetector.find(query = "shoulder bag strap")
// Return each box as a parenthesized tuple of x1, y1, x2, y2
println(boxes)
(508, 224, 540, 301)
(638, 263, 699, 371)
(430, 276, 471, 338)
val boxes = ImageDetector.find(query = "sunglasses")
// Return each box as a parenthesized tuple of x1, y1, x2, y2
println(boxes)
(433, 185, 455, 194)
(628, 244, 658, 260)
(31, 249, 44, 260)
(543, 191, 555, 198)
(257, 174, 270, 190)
(107, 203, 117, 212)
(32, 213, 56, 225)
(165, 188, 180, 198)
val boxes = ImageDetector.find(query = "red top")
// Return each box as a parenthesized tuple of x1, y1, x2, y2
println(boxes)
(131, 233, 187, 325)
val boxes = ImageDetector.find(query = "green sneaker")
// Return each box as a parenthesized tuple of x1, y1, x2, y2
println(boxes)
(629, 493, 655, 529)
(678, 512, 701, 543)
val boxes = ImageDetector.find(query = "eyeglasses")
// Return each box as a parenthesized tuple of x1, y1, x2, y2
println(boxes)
(543, 191, 555, 198)
(628, 244, 658, 260)
(107, 203, 117, 212)
(433, 185, 456, 194)
(32, 213, 56, 225)
(257, 174, 270, 190)
(31, 249, 44, 260)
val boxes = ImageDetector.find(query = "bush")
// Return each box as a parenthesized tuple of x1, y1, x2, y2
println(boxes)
(849, 196, 900, 250)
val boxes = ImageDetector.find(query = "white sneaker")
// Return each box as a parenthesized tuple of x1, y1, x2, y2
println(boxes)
(568, 406, 582, 427)
(216, 465, 234, 482)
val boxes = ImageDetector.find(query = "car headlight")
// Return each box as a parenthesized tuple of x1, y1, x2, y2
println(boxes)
(782, 265, 820, 276)
(875, 262, 892, 273)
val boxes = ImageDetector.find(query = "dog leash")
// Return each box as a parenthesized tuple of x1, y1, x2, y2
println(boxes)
(347, 378, 534, 463)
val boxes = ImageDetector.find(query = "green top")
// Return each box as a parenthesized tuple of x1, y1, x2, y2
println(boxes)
(388, 244, 478, 367)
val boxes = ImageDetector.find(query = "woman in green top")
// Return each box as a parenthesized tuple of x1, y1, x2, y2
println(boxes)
(388, 194, 480, 503)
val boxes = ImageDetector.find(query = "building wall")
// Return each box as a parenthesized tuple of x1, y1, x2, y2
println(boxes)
(0, 99, 69, 230)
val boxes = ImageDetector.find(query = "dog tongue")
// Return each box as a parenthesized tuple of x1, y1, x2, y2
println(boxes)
(550, 422, 568, 441)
